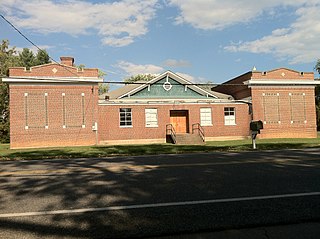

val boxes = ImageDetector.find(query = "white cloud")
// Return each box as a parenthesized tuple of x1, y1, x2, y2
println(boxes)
(168, 0, 317, 30)
(225, 4, 320, 64)
(116, 61, 164, 77)
(15, 45, 53, 55)
(176, 72, 210, 83)
(163, 59, 191, 67)
(1, 0, 158, 47)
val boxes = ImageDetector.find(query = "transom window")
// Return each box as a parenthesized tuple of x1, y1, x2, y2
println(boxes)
(120, 108, 132, 127)
(200, 108, 212, 126)
(224, 107, 236, 125)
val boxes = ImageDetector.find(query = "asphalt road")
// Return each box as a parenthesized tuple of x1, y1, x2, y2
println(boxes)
(0, 148, 320, 238)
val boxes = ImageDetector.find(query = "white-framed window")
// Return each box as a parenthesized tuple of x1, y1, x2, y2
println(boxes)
(120, 108, 132, 127)
(224, 107, 236, 125)
(200, 108, 212, 126)
(145, 108, 158, 127)
(62, 93, 85, 128)
(24, 92, 48, 129)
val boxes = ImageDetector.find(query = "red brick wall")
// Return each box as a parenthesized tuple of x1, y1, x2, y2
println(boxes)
(98, 103, 251, 142)
(251, 68, 314, 80)
(9, 84, 99, 148)
(251, 87, 317, 138)
(9, 64, 98, 78)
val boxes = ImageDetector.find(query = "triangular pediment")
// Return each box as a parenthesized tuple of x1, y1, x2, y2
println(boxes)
(116, 71, 221, 99)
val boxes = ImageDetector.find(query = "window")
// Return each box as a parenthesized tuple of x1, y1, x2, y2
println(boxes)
(262, 93, 280, 124)
(24, 92, 48, 129)
(224, 107, 236, 125)
(289, 93, 306, 124)
(200, 108, 212, 126)
(62, 93, 85, 128)
(145, 108, 158, 127)
(120, 108, 132, 127)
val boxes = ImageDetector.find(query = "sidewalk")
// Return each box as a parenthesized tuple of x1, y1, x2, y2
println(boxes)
(151, 222, 320, 239)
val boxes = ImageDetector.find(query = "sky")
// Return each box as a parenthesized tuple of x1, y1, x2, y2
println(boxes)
(1, 0, 320, 87)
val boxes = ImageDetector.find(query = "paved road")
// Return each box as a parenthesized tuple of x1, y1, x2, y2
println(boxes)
(0, 149, 320, 238)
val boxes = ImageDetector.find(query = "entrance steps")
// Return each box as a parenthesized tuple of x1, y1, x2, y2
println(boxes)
(175, 133, 205, 145)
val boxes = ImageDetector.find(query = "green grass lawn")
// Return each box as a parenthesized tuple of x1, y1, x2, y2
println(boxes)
(1, 137, 320, 160)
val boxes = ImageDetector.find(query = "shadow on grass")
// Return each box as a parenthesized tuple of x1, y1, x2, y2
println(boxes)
(2, 140, 320, 160)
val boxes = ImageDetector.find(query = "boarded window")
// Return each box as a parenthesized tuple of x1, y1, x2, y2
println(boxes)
(24, 93, 48, 129)
(145, 108, 158, 127)
(200, 108, 212, 126)
(262, 93, 280, 124)
(62, 93, 85, 128)
(289, 93, 306, 124)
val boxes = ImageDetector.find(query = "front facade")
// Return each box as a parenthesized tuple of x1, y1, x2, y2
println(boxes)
(98, 71, 251, 144)
(3, 57, 318, 149)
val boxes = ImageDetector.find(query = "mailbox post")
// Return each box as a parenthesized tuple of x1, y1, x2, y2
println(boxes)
(250, 120, 263, 149)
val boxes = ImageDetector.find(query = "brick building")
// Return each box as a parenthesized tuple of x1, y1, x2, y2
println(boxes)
(213, 68, 317, 139)
(3, 57, 102, 148)
(3, 57, 318, 148)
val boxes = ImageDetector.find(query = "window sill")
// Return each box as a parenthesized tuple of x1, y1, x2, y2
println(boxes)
(146, 125, 158, 128)
(120, 125, 133, 128)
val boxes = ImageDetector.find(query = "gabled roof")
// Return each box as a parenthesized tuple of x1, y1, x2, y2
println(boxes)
(105, 71, 231, 100)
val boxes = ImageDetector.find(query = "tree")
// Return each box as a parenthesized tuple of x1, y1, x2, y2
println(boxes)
(124, 74, 156, 83)
(98, 83, 109, 95)
(35, 49, 51, 65)
(19, 48, 36, 70)
(0, 40, 20, 143)
(0, 40, 51, 143)
(315, 59, 320, 74)
(0, 39, 19, 76)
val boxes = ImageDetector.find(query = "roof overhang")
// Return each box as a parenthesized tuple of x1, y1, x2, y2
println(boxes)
(2, 77, 103, 83)
(244, 79, 320, 86)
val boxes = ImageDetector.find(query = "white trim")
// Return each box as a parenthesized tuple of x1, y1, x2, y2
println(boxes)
(99, 100, 245, 106)
(245, 79, 320, 86)
(2, 77, 102, 83)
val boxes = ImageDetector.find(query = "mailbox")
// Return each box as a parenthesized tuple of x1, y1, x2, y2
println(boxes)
(250, 120, 263, 133)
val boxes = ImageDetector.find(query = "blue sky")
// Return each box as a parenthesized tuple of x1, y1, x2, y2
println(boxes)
(1, 0, 320, 86)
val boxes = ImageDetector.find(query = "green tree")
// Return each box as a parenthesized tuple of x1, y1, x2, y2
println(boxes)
(124, 74, 156, 83)
(98, 83, 109, 94)
(19, 48, 36, 70)
(0, 40, 51, 143)
(35, 49, 51, 65)
(0, 40, 20, 143)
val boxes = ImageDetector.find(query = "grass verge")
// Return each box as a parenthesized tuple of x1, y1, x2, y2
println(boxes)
(1, 137, 320, 161)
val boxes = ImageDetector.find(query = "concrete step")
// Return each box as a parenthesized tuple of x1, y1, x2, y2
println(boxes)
(175, 133, 205, 145)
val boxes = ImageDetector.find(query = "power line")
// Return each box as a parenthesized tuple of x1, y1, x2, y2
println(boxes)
(0, 13, 80, 78)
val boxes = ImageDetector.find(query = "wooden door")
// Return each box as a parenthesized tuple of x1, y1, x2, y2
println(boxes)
(170, 110, 189, 133)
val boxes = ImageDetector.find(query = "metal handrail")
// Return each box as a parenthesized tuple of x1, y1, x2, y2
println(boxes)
(192, 123, 205, 142)
(166, 124, 176, 144)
